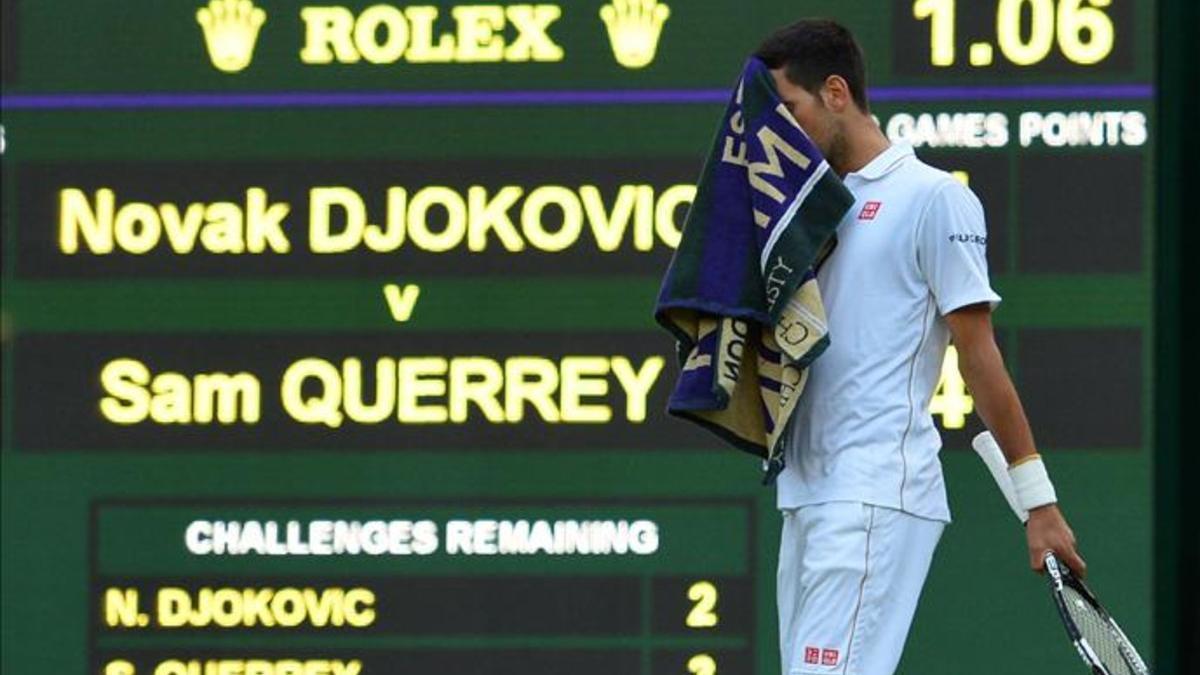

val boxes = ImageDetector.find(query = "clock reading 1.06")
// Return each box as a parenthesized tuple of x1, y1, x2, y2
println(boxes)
(896, 0, 1133, 75)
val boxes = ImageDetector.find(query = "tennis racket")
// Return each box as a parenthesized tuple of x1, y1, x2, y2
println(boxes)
(971, 431, 1151, 675)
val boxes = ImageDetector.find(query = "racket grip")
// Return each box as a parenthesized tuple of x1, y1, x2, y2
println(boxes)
(971, 431, 1030, 524)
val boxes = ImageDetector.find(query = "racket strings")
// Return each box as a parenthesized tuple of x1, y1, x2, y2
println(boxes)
(1061, 585, 1138, 675)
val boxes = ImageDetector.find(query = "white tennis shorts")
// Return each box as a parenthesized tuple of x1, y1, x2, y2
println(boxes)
(777, 502, 945, 675)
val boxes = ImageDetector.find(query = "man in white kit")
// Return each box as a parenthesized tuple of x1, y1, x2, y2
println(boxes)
(756, 20, 1088, 674)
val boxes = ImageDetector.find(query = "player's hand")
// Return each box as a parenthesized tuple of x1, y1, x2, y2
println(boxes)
(1026, 504, 1086, 577)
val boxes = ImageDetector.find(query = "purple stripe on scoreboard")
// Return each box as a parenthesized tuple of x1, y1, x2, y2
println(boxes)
(0, 84, 1155, 110)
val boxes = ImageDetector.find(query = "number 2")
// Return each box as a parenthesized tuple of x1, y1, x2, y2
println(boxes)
(685, 581, 719, 628)
(688, 654, 717, 675)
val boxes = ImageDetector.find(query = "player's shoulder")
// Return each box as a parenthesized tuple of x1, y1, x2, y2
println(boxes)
(898, 152, 982, 213)
(897, 151, 965, 193)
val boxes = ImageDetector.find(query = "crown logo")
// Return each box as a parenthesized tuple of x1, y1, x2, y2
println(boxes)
(197, 0, 266, 73)
(600, 0, 670, 69)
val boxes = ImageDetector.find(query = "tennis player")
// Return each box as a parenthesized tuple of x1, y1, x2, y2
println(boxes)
(758, 19, 1088, 675)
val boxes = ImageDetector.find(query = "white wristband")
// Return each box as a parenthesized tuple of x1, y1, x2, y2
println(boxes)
(1007, 455, 1057, 512)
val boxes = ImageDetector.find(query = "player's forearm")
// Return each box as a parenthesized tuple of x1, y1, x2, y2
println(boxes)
(955, 338, 1038, 466)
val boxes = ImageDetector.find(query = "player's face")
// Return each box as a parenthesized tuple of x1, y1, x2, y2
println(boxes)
(770, 68, 836, 154)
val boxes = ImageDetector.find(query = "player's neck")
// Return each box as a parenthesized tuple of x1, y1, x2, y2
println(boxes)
(833, 117, 891, 177)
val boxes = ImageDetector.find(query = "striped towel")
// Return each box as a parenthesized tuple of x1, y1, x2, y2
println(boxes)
(654, 57, 854, 484)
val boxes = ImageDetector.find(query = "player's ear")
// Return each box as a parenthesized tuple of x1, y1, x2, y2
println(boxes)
(821, 75, 851, 113)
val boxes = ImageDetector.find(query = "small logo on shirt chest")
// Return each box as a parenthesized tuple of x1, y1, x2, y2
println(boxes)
(857, 201, 882, 220)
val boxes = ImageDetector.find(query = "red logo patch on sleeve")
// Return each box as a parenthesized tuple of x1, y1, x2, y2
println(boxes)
(858, 201, 882, 220)
(821, 648, 840, 666)
(804, 646, 821, 664)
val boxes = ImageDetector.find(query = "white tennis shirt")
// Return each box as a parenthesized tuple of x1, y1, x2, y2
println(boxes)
(777, 143, 1000, 523)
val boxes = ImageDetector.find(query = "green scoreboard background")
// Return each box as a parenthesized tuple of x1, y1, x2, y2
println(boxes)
(0, 1, 1155, 673)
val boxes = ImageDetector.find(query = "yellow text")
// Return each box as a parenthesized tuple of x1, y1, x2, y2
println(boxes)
(300, 4, 563, 64)
(280, 355, 664, 427)
(100, 359, 261, 425)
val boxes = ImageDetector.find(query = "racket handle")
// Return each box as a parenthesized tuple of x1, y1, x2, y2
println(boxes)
(971, 431, 1030, 524)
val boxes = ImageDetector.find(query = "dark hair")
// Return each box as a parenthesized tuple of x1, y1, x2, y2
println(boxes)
(754, 19, 870, 112)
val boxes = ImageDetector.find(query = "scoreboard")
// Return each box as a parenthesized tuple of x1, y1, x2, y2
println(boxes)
(0, 1, 1155, 674)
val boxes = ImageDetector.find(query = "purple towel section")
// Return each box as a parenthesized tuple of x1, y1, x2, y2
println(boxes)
(667, 326, 724, 409)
